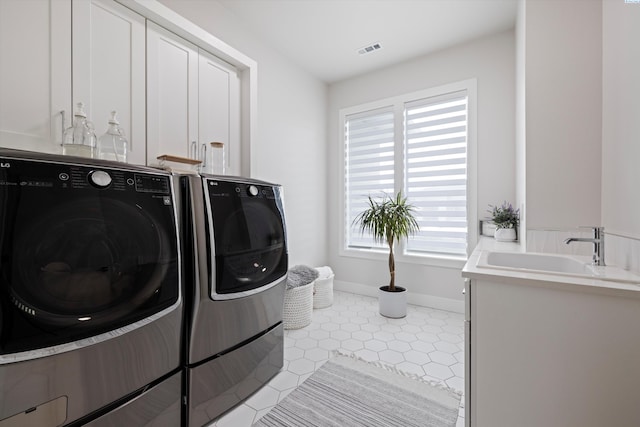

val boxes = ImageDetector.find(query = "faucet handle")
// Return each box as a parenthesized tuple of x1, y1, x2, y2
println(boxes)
(578, 225, 604, 239)
(577, 225, 603, 230)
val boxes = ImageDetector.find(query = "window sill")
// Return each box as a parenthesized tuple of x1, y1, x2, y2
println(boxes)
(339, 247, 466, 270)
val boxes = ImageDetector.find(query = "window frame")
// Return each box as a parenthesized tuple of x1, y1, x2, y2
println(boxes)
(338, 79, 477, 268)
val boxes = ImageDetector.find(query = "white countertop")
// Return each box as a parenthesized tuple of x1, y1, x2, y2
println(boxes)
(462, 236, 640, 298)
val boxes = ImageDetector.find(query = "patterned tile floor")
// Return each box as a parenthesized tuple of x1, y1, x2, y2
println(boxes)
(211, 290, 465, 427)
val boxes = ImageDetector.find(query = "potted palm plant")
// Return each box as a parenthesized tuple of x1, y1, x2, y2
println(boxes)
(353, 192, 419, 318)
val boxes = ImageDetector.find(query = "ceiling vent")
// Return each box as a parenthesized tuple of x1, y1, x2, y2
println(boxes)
(357, 42, 382, 56)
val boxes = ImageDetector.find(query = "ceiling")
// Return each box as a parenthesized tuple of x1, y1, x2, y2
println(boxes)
(217, 0, 519, 83)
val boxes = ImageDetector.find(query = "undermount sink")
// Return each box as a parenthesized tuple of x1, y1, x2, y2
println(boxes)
(476, 251, 640, 285)
(482, 251, 590, 274)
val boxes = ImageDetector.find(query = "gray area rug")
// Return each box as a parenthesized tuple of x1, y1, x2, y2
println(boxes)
(253, 354, 461, 427)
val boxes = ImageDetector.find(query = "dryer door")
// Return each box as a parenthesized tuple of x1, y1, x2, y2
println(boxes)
(0, 158, 179, 355)
(205, 179, 287, 300)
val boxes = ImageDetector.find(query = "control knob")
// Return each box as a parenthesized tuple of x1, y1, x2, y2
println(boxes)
(89, 170, 112, 188)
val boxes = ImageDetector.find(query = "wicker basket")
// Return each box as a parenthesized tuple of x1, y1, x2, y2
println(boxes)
(283, 280, 314, 330)
(313, 274, 334, 309)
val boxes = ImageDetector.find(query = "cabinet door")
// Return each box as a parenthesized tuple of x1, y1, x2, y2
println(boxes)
(464, 279, 471, 427)
(198, 50, 240, 175)
(0, 0, 71, 153)
(146, 21, 199, 166)
(72, 0, 146, 165)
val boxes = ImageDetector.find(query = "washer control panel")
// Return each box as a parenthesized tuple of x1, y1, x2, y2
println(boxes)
(89, 170, 112, 188)
(0, 157, 171, 195)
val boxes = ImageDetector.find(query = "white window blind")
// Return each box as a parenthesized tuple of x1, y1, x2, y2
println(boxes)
(404, 91, 468, 256)
(344, 108, 395, 249)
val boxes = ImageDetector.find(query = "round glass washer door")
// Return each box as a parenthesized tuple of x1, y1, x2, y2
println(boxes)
(10, 198, 171, 327)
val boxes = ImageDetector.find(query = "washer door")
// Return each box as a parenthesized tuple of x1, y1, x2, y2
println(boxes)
(0, 159, 179, 356)
(11, 198, 170, 326)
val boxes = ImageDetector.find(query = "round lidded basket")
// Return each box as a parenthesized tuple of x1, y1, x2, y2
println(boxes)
(313, 273, 334, 309)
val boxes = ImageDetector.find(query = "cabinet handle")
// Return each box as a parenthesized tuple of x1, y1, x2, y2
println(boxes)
(190, 141, 197, 160)
(60, 110, 66, 145)
(200, 143, 207, 169)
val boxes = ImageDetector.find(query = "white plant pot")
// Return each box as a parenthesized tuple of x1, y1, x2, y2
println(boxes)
(378, 286, 407, 318)
(494, 227, 517, 242)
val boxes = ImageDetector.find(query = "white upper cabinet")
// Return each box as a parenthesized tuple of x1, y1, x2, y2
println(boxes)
(198, 50, 240, 175)
(1, 0, 244, 170)
(147, 21, 240, 173)
(72, 0, 146, 165)
(146, 21, 199, 165)
(0, 0, 145, 163)
(0, 0, 71, 153)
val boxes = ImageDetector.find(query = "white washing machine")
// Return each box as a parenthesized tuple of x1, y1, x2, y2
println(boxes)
(181, 174, 287, 427)
(0, 149, 183, 426)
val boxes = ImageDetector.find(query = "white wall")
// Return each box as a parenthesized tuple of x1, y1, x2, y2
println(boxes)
(157, 0, 329, 268)
(601, 0, 640, 273)
(602, 0, 640, 240)
(523, 0, 602, 230)
(328, 31, 515, 308)
(518, 0, 640, 273)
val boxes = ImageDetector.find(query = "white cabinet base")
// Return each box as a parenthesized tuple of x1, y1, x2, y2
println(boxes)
(470, 279, 640, 427)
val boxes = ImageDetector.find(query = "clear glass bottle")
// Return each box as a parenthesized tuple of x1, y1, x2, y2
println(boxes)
(209, 142, 225, 174)
(98, 111, 128, 162)
(62, 102, 97, 158)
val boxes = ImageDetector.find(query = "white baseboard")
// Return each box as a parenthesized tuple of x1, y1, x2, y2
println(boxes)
(333, 280, 464, 314)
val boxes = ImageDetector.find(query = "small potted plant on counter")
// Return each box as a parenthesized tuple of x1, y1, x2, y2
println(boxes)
(353, 192, 419, 318)
(489, 201, 520, 241)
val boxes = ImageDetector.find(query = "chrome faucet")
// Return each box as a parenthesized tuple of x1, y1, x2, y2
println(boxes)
(564, 226, 605, 266)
